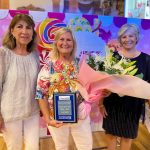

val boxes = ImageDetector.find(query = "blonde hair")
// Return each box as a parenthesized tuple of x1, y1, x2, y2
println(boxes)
(2, 14, 37, 52)
(118, 24, 140, 44)
(50, 27, 77, 60)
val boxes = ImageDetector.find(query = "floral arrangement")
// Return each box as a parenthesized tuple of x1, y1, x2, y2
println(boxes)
(86, 45, 138, 76)
(107, 39, 123, 52)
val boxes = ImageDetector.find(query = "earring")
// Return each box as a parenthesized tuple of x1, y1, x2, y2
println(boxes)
(10, 34, 15, 40)
(12, 35, 15, 40)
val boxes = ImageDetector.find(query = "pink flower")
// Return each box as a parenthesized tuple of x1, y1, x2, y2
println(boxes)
(38, 79, 49, 93)
(107, 39, 123, 51)
(53, 60, 63, 72)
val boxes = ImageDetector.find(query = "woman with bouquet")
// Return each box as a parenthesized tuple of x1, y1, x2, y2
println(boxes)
(100, 24, 150, 150)
(35, 27, 93, 150)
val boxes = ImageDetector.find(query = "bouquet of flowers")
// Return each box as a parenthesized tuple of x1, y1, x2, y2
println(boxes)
(78, 45, 150, 100)
(87, 46, 138, 76)
(77, 41, 150, 128)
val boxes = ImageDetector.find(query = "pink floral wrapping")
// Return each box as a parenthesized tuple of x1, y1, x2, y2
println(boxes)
(77, 60, 150, 129)
(78, 60, 150, 100)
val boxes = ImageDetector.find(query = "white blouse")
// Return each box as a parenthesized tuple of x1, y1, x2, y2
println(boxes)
(0, 46, 40, 122)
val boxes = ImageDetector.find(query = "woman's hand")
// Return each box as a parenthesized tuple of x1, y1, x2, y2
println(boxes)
(99, 104, 108, 118)
(101, 89, 111, 98)
(45, 116, 63, 128)
(0, 115, 5, 133)
(47, 119, 64, 128)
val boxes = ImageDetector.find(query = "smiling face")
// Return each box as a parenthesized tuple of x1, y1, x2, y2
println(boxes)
(11, 20, 33, 47)
(120, 29, 137, 51)
(56, 31, 74, 56)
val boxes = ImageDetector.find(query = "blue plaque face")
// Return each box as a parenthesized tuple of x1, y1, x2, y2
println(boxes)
(53, 93, 77, 123)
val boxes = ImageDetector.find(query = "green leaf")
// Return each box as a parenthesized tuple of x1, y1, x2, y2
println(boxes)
(128, 68, 138, 76)
(135, 73, 144, 79)
(126, 61, 136, 67)
(125, 65, 136, 72)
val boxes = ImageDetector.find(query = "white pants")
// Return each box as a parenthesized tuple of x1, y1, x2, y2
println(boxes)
(3, 113, 40, 150)
(48, 116, 92, 150)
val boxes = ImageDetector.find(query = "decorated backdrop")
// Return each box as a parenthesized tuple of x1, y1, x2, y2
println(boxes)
(0, 9, 150, 137)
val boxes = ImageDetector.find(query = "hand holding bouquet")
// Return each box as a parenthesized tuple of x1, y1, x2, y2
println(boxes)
(77, 43, 150, 119)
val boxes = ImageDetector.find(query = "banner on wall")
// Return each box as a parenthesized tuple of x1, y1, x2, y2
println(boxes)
(0, 9, 150, 137)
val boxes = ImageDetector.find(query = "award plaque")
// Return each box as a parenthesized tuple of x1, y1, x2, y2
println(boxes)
(53, 92, 77, 123)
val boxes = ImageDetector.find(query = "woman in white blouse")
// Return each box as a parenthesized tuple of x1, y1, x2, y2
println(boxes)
(0, 14, 40, 150)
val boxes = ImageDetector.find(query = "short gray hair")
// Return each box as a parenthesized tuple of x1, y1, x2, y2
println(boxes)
(118, 24, 140, 44)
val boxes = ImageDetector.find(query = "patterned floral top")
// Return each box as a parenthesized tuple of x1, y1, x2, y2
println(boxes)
(35, 58, 79, 115)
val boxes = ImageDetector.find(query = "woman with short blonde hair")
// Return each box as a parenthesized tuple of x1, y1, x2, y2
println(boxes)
(100, 23, 150, 150)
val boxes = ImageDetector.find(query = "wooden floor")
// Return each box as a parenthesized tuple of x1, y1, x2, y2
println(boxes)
(0, 124, 150, 150)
